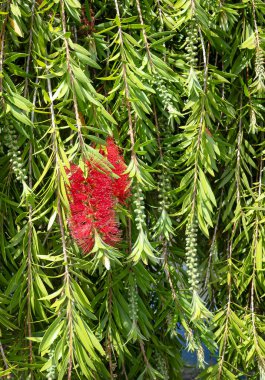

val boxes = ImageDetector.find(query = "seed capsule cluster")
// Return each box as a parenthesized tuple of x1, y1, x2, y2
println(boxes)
(133, 185, 146, 230)
(4, 123, 27, 182)
(186, 19, 198, 67)
(128, 275, 138, 322)
(185, 218, 200, 290)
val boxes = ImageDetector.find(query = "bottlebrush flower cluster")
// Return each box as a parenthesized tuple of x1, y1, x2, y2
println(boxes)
(67, 138, 130, 254)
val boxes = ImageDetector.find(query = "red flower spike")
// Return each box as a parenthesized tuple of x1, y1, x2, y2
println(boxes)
(67, 165, 94, 253)
(67, 162, 121, 254)
(67, 137, 130, 254)
(86, 162, 121, 248)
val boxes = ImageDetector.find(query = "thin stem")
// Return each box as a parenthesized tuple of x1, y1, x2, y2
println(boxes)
(0, 1, 10, 105)
(128, 215, 132, 253)
(156, 0, 164, 31)
(24, 0, 36, 98)
(135, 0, 153, 68)
(122, 361, 129, 380)
(0, 341, 8, 370)
(153, 105, 163, 160)
(191, 0, 196, 14)
(251, 0, 260, 49)
(155, 0, 167, 60)
(139, 340, 151, 370)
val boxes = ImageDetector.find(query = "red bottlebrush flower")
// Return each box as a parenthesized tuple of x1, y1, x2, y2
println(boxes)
(105, 137, 131, 204)
(67, 162, 121, 254)
(67, 165, 94, 253)
(86, 162, 121, 248)
(67, 137, 130, 254)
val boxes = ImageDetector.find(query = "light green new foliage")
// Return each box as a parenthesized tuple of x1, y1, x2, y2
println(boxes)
(0, 0, 265, 379)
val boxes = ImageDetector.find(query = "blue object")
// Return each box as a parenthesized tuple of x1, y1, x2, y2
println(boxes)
(177, 325, 217, 367)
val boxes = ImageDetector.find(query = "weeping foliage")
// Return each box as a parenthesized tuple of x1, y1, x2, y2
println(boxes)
(0, 0, 265, 379)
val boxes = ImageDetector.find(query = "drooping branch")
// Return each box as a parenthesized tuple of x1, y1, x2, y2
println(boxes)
(218, 96, 244, 379)
(24, 2, 37, 370)
(47, 77, 73, 380)
(113, 0, 135, 153)
(25, 80, 38, 372)
(59, 0, 85, 151)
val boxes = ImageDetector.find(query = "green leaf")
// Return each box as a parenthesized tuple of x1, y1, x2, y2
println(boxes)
(39, 318, 64, 354)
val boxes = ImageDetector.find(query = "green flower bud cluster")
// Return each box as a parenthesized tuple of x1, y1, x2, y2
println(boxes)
(197, 344, 205, 369)
(255, 48, 265, 88)
(157, 165, 171, 213)
(155, 353, 169, 380)
(186, 327, 196, 351)
(151, 76, 178, 116)
(46, 349, 56, 379)
(258, 358, 265, 380)
(4, 123, 27, 182)
(128, 275, 138, 322)
(185, 218, 200, 290)
(250, 108, 257, 134)
(255, 48, 265, 79)
(167, 311, 178, 332)
(155, 76, 171, 107)
(185, 20, 198, 67)
(133, 185, 146, 230)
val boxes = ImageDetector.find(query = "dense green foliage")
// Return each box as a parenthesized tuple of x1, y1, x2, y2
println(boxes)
(0, 0, 265, 378)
